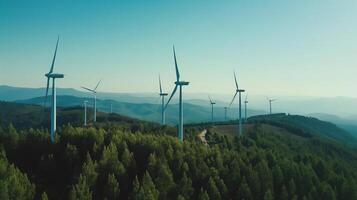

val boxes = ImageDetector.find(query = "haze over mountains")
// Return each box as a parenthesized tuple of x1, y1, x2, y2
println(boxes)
(2, 85, 357, 119)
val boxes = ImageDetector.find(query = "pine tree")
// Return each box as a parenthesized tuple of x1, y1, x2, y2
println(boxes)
(41, 192, 49, 200)
(256, 160, 273, 196)
(279, 185, 289, 200)
(319, 182, 336, 200)
(207, 177, 221, 200)
(104, 173, 120, 200)
(81, 153, 98, 188)
(0, 180, 9, 200)
(100, 143, 125, 176)
(141, 171, 159, 200)
(287, 179, 296, 199)
(177, 194, 185, 200)
(69, 174, 92, 200)
(272, 165, 283, 195)
(239, 177, 252, 200)
(246, 168, 260, 199)
(198, 188, 210, 200)
(177, 172, 193, 200)
(150, 158, 175, 199)
(264, 189, 274, 200)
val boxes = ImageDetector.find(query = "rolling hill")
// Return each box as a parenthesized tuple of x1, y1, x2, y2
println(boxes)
(15, 95, 263, 124)
(246, 113, 357, 146)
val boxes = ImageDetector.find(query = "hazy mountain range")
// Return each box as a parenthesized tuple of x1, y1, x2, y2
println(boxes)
(1, 85, 357, 136)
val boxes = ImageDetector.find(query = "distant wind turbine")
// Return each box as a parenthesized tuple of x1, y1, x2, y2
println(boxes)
(82, 80, 101, 123)
(43, 36, 64, 143)
(208, 95, 216, 122)
(229, 72, 245, 136)
(224, 107, 228, 121)
(84, 100, 88, 126)
(158, 75, 168, 125)
(165, 46, 189, 141)
(244, 94, 248, 121)
(267, 97, 276, 115)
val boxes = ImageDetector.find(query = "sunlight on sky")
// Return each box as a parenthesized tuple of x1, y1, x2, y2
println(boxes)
(0, 0, 356, 97)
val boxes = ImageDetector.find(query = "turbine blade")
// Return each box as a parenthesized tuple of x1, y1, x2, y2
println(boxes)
(164, 85, 178, 110)
(49, 36, 59, 74)
(44, 77, 50, 107)
(229, 91, 238, 107)
(173, 46, 180, 81)
(208, 95, 212, 104)
(94, 80, 101, 91)
(234, 71, 239, 89)
(81, 86, 95, 93)
(159, 75, 162, 94)
(245, 93, 248, 101)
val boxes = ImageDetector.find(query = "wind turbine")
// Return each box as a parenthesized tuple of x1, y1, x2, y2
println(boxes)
(82, 80, 101, 123)
(44, 36, 64, 143)
(84, 100, 88, 126)
(267, 98, 276, 115)
(165, 46, 189, 141)
(224, 107, 228, 121)
(208, 95, 216, 122)
(159, 75, 168, 125)
(229, 72, 245, 136)
(244, 94, 248, 121)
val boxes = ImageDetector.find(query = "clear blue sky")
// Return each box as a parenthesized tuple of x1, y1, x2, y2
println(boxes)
(1, 0, 356, 97)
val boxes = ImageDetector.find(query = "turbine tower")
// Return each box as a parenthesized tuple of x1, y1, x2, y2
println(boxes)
(229, 72, 245, 136)
(208, 95, 216, 122)
(44, 36, 64, 143)
(82, 80, 101, 123)
(267, 98, 276, 115)
(165, 46, 189, 141)
(244, 94, 248, 121)
(224, 107, 228, 121)
(159, 75, 168, 125)
(84, 100, 88, 126)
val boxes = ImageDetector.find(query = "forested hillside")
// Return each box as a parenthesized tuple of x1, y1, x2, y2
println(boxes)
(1, 102, 357, 199)
(248, 114, 357, 146)
(1, 119, 357, 199)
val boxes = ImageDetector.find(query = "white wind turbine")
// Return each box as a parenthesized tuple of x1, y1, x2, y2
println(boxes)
(208, 95, 216, 122)
(165, 46, 189, 141)
(244, 94, 248, 121)
(44, 36, 64, 143)
(267, 97, 276, 115)
(229, 72, 245, 136)
(82, 80, 101, 123)
(159, 75, 168, 125)
(224, 107, 228, 121)
(84, 100, 88, 126)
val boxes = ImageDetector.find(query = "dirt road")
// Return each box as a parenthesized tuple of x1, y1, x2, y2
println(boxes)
(198, 129, 208, 145)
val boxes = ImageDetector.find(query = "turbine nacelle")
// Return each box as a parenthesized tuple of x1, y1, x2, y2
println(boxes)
(160, 93, 168, 96)
(237, 89, 245, 92)
(46, 73, 64, 78)
(175, 81, 189, 86)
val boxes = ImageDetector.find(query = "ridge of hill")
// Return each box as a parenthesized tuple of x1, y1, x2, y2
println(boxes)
(15, 95, 263, 124)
